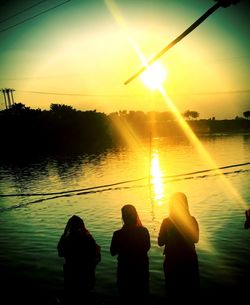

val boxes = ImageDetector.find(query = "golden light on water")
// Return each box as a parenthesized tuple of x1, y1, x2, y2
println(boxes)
(140, 62, 167, 90)
(158, 85, 248, 210)
(101, 1, 250, 283)
(150, 150, 164, 205)
(106, 0, 248, 219)
(133, 57, 246, 256)
(157, 87, 247, 255)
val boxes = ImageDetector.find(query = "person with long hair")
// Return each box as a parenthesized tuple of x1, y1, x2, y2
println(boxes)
(57, 215, 101, 304)
(110, 204, 150, 304)
(158, 192, 200, 299)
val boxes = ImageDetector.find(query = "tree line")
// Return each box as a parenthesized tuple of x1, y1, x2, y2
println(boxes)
(0, 103, 249, 157)
(0, 103, 112, 156)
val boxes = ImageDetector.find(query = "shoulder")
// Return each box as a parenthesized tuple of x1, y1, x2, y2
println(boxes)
(113, 228, 122, 234)
(112, 229, 122, 237)
(140, 226, 150, 234)
(191, 216, 198, 225)
(161, 217, 170, 226)
(86, 233, 95, 239)
(159, 218, 171, 232)
(78, 233, 96, 246)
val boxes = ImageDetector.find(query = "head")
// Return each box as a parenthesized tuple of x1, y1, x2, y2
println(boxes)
(169, 192, 190, 219)
(64, 215, 88, 235)
(121, 204, 142, 226)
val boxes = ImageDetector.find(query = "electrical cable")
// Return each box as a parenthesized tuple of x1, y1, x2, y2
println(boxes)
(0, 167, 249, 213)
(0, 0, 48, 24)
(1, 161, 249, 198)
(0, 0, 71, 33)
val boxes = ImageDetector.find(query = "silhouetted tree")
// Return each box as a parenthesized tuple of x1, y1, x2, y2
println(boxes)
(183, 110, 191, 120)
(243, 111, 250, 119)
(190, 111, 199, 120)
(50, 103, 75, 113)
(3, 102, 32, 114)
(234, 116, 244, 120)
(183, 110, 199, 120)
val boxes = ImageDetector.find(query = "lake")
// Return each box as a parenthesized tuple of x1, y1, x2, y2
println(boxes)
(0, 133, 250, 304)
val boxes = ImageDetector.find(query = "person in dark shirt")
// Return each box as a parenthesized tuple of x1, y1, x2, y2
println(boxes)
(244, 209, 250, 229)
(57, 215, 101, 304)
(110, 204, 150, 304)
(158, 192, 200, 299)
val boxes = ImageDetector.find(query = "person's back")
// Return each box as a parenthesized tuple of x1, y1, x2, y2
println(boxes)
(57, 215, 101, 304)
(110, 204, 150, 304)
(111, 225, 149, 260)
(159, 217, 198, 258)
(158, 193, 199, 299)
(58, 231, 98, 266)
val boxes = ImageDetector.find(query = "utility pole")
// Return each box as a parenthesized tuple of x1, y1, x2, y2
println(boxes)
(1, 88, 15, 109)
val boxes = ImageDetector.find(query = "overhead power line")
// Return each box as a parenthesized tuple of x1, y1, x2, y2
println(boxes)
(0, 0, 71, 33)
(170, 89, 250, 96)
(0, 0, 48, 24)
(13, 89, 250, 98)
(16, 90, 138, 97)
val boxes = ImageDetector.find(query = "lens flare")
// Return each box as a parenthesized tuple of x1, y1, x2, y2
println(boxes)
(105, 0, 248, 261)
(140, 62, 167, 90)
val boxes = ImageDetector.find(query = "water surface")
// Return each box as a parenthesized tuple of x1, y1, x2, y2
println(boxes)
(0, 134, 250, 303)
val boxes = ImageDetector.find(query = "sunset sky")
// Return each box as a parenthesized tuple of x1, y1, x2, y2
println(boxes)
(0, 0, 249, 119)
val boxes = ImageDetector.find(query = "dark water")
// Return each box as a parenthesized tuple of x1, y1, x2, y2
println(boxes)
(0, 134, 250, 303)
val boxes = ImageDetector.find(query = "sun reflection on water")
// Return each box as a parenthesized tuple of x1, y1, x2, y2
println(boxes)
(150, 149, 164, 205)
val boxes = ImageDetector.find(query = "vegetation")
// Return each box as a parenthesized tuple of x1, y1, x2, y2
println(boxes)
(183, 110, 199, 120)
(243, 111, 250, 119)
(0, 103, 112, 156)
(0, 103, 249, 156)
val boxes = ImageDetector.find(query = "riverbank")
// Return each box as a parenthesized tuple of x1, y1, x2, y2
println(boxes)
(1, 104, 249, 157)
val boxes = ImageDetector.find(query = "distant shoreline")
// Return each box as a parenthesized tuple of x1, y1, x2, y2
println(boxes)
(0, 104, 249, 157)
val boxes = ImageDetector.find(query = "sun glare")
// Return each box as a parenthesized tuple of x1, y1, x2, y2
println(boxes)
(140, 62, 167, 90)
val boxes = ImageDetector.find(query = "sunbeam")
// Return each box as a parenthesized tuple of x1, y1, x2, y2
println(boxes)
(105, 0, 248, 260)
(158, 85, 248, 210)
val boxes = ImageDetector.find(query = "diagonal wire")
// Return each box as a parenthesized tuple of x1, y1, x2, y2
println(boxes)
(0, 0, 71, 33)
(0, 168, 249, 213)
(1, 162, 249, 198)
(0, 0, 48, 24)
(124, 2, 222, 85)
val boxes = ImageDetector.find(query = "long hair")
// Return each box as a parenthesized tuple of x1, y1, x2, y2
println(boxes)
(169, 192, 190, 221)
(64, 215, 90, 236)
(121, 204, 142, 227)
(168, 192, 199, 243)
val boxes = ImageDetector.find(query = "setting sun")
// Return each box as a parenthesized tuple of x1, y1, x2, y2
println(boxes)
(140, 62, 167, 90)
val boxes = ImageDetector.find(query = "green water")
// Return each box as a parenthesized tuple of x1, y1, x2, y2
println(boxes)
(0, 134, 250, 303)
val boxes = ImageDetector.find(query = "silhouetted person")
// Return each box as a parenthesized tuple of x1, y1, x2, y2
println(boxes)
(57, 215, 101, 305)
(244, 209, 250, 229)
(110, 204, 150, 304)
(158, 192, 200, 300)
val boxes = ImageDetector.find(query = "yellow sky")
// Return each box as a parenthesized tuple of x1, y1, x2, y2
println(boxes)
(0, 0, 249, 119)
